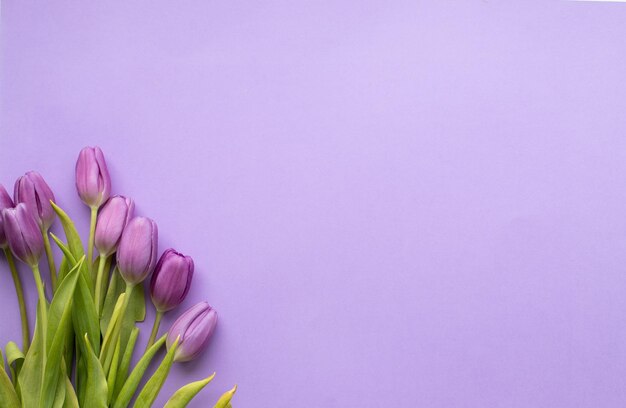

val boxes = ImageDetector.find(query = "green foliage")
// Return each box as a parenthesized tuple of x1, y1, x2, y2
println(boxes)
(163, 373, 215, 408)
(4, 195, 233, 407)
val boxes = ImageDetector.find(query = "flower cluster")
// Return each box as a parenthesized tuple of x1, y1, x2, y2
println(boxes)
(0, 147, 236, 407)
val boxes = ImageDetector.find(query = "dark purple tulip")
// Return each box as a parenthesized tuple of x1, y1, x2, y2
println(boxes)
(75, 146, 111, 208)
(0, 184, 14, 248)
(116, 217, 158, 285)
(95, 195, 134, 256)
(1, 203, 44, 266)
(14, 171, 56, 231)
(166, 302, 217, 362)
(150, 249, 194, 312)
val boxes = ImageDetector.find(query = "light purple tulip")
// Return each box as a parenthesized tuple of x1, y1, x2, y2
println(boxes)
(150, 249, 194, 312)
(0, 184, 14, 248)
(1, 203, 44, 266)
(14, 171, 56, 231)
(75, 146, 111, 208)
(166, 302, 217, 362)
(116, 216, 158, 284)
(95, 195, 134, 256)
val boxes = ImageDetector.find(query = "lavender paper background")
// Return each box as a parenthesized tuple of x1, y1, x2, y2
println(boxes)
(3, 1, 626, 407)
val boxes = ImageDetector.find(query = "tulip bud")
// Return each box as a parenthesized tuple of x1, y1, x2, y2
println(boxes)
(150, 249, 194, 312)
(0, 184, 14, 248)
(75, 146, 111, 208)
(95, 195, 134, 257)
(1, 203, 44, 266)
(116, 216, 158, 285)
(166, 302, 217, 362)
(14, 171, 56, 231)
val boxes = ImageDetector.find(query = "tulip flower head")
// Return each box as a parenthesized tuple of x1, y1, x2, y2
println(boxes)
(150, 249, 194, 312)
(167, 301, 218, 362)
(75, 146, 111, 208)
(14, 171, 56, 231)
(0, 184, 14, 248)
(1, 203, 44, 267)
(95, 195, 134, 257)
(116, 216, 158, 285)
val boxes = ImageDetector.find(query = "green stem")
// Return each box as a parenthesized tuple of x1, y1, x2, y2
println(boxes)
(94, 254, 108, 317)
(87, 206, 98, 278)
(31, 263, 48, 342)
(4, 248, 30, 353)
(146, 311, 163, 350)
(42, 229, 57, 292)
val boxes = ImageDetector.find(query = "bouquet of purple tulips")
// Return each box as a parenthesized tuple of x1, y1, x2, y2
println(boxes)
(0, 147, 236, 407)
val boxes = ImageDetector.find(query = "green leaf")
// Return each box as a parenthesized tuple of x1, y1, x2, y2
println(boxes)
(0, 351, 20, 408)
(50, 203, 94, 294)
(58, 256, 71, 287)
(112, 327, 139, 403)
(213, 385, 238, 408)
(18, 295, 46, 407)
(101, 268, 145, 327)
(50, 202, 85, 260)
(134, 337, 180, 408)
(52, 367, 66, 408)
(76, 353, 87, 405)
(62, 362, 79, 408)
(50, 233, 75, 284)
(64, 327, 75, 381)
(5, 342, 24, 387)
(112, 335, 166, 408)
(73, 271, 100, 356)
(106, 338, 121, 403)
(100, 292, 126, 374)
(40, 258, 82, 408)
(163, 373, 216, 408)
(80, 334, 108, 408)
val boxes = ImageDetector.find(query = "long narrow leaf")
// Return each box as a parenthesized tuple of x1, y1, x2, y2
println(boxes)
(17, 292, 46, 407)
(134, 337, 179, 408)
(112, 335, 166, 408)
(163, 373, 216, 408)
(80, 334, 107, 408)
(50, 202, 85, 260)
(112, 327, 139, 402)
(0, 353, 20, 408)
(40, 258, 82, 408)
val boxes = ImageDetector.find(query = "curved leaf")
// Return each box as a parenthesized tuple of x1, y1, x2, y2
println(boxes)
(80, 334, 107, 408)
(50, 202, 85, 260)
(134, 337, 179, 408)
(0, 352, 19, 408)
(5, 341, 24, 387)
(163, 373, 216, 408)
(40, 258, 82, 408)
(214, 385, 238, 408)
(18, 294, 46, 407)
(112, 335, 166, 408)
(112, 327, 139, 402)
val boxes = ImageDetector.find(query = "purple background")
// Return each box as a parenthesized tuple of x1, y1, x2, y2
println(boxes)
(2, 1, 626, 406)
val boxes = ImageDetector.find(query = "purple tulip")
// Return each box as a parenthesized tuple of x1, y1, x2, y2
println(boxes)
(1, 203, 44, 266)
(116, 217, 158, 285)
(95, 195, 134, 256)
(150, 249, 194, 312)
(0, 184, 14, 248)
(166, 302, 217, 362)
(75, 146, 111, 208)
(14, 171, 56, 231)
